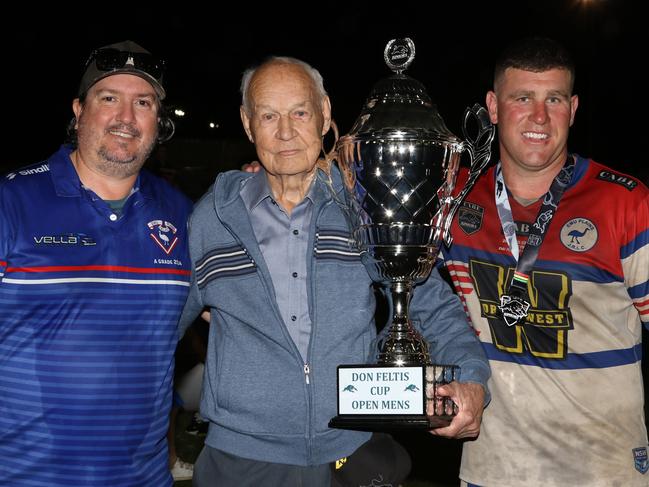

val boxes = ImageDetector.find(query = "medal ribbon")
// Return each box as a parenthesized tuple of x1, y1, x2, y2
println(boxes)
(494, 157, 575, 324)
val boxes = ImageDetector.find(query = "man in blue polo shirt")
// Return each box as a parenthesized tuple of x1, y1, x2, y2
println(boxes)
(0, 40, 193, 486)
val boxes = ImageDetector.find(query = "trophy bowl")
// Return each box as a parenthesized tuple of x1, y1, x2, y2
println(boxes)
(328, 38, 494, 430)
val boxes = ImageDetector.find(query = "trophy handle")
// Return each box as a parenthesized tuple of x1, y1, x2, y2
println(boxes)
(442, 104, 495, 246)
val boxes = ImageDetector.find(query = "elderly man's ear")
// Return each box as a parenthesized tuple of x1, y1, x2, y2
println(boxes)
(321, 96, 332, 136)
(240, 106, 255, 144)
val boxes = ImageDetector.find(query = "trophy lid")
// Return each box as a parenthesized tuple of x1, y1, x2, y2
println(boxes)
(345, 38, 460, 145)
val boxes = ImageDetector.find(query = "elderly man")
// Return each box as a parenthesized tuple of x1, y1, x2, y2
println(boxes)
(0, 41, 192, 486)
(179, 57, 490, 487)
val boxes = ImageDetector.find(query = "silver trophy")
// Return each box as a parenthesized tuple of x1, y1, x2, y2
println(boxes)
(329, 39, 494, 430)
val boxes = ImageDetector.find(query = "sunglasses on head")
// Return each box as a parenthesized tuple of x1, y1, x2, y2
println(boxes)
(86, 48, 165, 80)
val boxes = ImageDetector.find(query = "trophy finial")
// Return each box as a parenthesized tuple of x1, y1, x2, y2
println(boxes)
(384, 38, 416, 74)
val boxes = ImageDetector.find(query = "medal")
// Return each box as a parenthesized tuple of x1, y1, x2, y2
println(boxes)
(498, 294, 531, 327)
(494, 158, 575, 327)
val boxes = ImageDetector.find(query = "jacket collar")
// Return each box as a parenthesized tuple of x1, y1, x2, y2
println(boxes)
(213, 163, 344, 211)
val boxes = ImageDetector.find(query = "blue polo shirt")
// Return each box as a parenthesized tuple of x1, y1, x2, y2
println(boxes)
(0, 145, 193, 486)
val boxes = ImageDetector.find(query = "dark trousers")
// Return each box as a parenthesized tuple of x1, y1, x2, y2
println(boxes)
(331, 433, 411, 487)
(193, 445, 331, 487)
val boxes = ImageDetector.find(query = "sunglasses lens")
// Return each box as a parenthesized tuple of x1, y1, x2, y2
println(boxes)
(91, 48, 164, 79)
(93, 49, 126, 71)
(131, 52, 164, 79)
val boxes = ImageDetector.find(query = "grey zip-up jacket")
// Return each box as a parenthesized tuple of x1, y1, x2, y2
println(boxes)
(179, 169, 490, 466)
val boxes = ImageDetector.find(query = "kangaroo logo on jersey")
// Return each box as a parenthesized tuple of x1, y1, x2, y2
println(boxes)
(560, 218, 598, 252)
(147, 220, 179, 255)
(633, 447, 648, 474)
(458, 201, 484, 235)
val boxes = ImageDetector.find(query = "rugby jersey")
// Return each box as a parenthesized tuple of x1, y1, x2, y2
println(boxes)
(443, 155, 649, 486)
(0, 146, 192, 486)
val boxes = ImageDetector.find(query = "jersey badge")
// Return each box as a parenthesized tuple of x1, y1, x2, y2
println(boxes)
(148, 220, 179, 255)
(560, 218, 598, 252)
(458, 201, 484, 235)
(633, 447, 648, 474)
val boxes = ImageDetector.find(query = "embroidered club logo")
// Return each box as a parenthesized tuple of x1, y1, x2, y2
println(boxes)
(633, 447, 648, 474)
(560, 218, 598, 252)
(458, 201, 484, 235)
(148, 220, 179, 255)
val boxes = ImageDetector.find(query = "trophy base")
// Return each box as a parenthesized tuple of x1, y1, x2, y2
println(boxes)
(329, 414, 452, 431)
(331, 364, 458, 432)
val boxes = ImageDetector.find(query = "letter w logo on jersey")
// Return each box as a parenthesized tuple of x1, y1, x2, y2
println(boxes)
(147, 220, 179, 255)
(469, 259, 574, 359)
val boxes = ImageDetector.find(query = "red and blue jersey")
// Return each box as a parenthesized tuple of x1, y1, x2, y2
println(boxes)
(0, 146, 192, 486)
(444, 155, 649, 486)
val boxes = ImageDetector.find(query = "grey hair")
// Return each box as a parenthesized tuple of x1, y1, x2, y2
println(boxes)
(240, 56, 327, 115)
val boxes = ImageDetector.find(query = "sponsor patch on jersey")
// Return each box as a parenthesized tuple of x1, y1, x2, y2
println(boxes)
(33, 233, 97, 246)
(6, 164, 50, 180)
(560, 218, 598, 252)
(597, 170, 638, 191)
(458, 201, 484, 235)
(633, 447, 648, 474)
(148, 220, 179, 255)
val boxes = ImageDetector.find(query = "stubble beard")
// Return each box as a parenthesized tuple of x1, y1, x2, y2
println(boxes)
(77, 122, 158, 179)
(95, 138, 156, 179)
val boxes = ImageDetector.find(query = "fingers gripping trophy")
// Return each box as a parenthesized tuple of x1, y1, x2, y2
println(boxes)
(328, 39, 494, 430)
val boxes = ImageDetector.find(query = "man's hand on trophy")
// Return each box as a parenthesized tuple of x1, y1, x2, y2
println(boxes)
(429, 382, 485, 439)
(241, 161, 262, 173)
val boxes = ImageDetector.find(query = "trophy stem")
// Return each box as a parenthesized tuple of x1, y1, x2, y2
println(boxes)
(377, 280, 432, 366)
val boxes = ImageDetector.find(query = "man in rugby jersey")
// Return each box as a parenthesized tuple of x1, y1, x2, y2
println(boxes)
(0, 41, 193, 486)
(442, 37, 649, 486)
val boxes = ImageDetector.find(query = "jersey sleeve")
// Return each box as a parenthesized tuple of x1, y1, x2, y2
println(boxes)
(620, 181, 649, 325)
(0, 181, 15, 281)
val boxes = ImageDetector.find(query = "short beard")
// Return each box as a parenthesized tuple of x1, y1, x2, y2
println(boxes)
(75, 119, 158, 179)
(95, 138, 156, 179)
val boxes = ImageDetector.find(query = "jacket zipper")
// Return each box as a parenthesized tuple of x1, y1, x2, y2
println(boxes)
(304, 363, 310, 384)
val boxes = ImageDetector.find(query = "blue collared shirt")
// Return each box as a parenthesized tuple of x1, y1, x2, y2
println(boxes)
(240, 170, 314, 361)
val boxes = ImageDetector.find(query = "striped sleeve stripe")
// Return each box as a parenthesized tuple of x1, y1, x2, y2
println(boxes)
(196, 249, 247, 271)
(197, 263, 255, 286)
(318, 234, 352, 242)
(484, 342, 642, 370)
(620, 228, 649, 259)
(4, 264, 190, 275)
(2, 277, 190, 286)
(628, 280, 649, 300)
(314, 249, 361, 257)
(315, 230, 361, 261)
(636, 297, 649, 319)
(446, 260, 475, 295)
(195, 245, 256, 288)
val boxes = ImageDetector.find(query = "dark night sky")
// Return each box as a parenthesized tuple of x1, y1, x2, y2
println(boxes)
(3, 1, 645, 181)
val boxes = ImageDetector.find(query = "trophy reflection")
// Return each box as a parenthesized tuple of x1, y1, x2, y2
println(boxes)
(328, 38, 494, 430)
